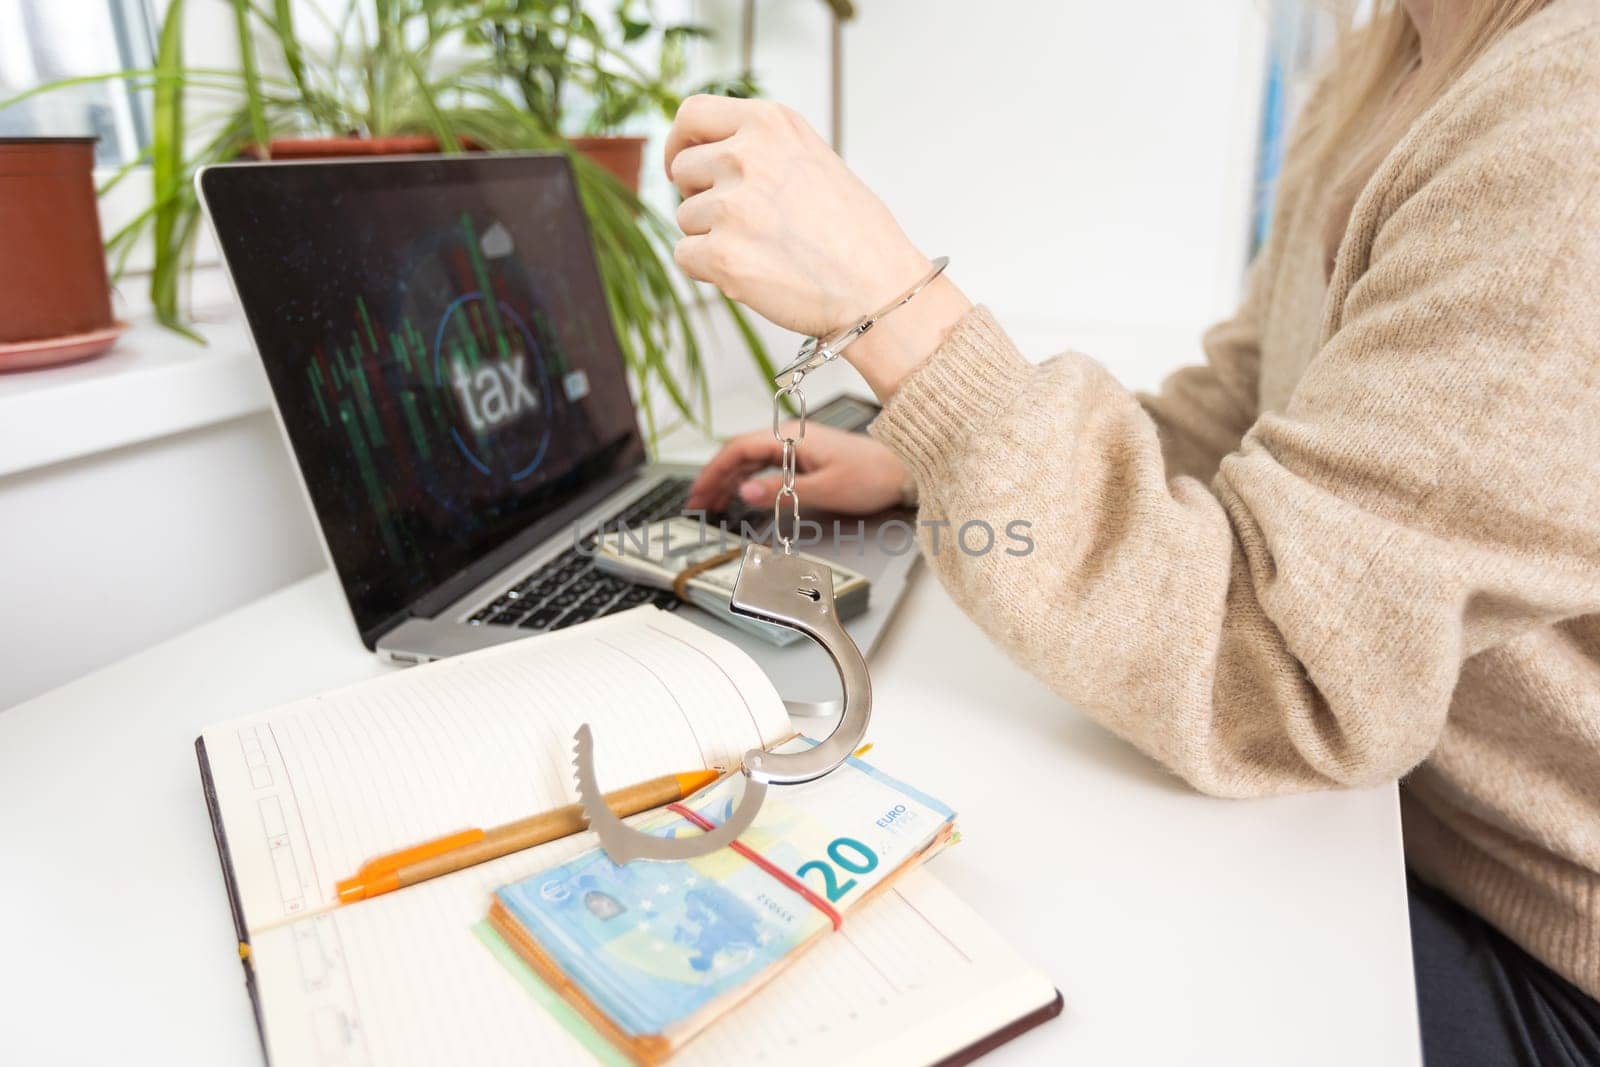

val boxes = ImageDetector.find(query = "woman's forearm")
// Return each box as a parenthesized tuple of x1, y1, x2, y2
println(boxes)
(842, 274, 973, 401)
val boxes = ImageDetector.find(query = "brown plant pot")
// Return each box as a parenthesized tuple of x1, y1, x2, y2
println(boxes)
(567, 135, 646, 193)
(239, 135, 461, 160)
(239, 134, 644, 192)
(0, 138, 113, 344)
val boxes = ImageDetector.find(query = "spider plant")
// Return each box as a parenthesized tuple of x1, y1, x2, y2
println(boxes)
(3, 0, 780, 439)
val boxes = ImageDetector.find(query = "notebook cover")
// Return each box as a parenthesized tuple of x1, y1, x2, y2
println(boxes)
(932, 988, 1064, 1066)
(195, 736, 270, 1063)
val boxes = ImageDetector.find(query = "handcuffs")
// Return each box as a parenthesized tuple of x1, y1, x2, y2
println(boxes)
(575, 257, 950, 864)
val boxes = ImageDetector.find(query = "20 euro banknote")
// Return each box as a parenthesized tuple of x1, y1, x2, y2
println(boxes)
(490, 742, 955, 1055)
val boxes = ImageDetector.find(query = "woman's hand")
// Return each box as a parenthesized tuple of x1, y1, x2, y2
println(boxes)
(663, 95, 935, 338)
(663, 94, 974, 399)
(686, 423, 909, 516)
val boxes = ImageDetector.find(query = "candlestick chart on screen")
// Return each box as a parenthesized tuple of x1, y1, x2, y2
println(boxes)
(296, 212, 597, 570)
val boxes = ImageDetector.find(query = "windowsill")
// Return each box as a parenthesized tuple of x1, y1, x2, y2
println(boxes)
(0, 287, 1215, 483)
(0, 303, 269, 479)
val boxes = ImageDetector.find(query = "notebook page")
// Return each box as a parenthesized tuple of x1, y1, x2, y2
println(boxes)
(679, 869, 1057, 1067)
(248, 831, 614, 1066)
(248, 865, 1056, 1066)
(201, 607, 790, 934)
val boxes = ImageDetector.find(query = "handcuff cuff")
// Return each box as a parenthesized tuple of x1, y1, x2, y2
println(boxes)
(575, 256, 951, 864)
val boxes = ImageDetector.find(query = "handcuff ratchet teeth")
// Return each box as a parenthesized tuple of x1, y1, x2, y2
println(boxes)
(572, 723, 768, 865)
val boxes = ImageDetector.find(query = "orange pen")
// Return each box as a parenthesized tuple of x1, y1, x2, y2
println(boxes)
(335, 768, 721, 903)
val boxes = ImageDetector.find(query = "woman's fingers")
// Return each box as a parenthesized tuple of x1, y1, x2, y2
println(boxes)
(734, 471, 825, 508)
(672, 234, 717, 284)
(686, 430, 786, 510)
(674, 190, 747, 293)
(675, 189, 720, 236)
(668, 142, 741, 199)
(663, 95, 751, 182)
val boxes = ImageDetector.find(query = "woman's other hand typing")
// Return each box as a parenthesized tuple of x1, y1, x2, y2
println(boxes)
(685, 423, 908, 517)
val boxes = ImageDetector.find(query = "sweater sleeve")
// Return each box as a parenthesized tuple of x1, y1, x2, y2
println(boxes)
(1135, 259, 1264, 484)
(868, 48, 1600, 796)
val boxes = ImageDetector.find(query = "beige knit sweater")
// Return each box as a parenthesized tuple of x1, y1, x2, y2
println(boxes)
(871, 0, 1600, 997)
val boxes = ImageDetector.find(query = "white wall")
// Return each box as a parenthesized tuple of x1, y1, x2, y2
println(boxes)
(695, 0, 1269, 392)
(0, 411, 322, 709)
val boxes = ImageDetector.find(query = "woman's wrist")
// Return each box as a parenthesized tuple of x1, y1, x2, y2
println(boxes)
(843, 274, 973, 400)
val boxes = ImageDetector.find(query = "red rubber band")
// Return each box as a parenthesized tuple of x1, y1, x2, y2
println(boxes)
(667, 802, 843, 931)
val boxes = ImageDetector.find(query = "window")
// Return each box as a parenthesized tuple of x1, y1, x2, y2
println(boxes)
(0, 0, 157, 169)
(1250, 0, 1340, 253)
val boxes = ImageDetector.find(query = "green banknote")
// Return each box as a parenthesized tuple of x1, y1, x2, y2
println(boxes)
(493, 742, 955, 1044)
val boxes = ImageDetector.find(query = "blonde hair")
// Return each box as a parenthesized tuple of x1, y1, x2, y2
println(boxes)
(1289, 0, 1549, 263)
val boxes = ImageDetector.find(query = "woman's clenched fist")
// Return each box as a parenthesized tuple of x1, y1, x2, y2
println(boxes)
(664, 95, 934, 338)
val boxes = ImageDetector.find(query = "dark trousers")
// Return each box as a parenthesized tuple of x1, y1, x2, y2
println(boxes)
(1410, 873, 1600, 1066)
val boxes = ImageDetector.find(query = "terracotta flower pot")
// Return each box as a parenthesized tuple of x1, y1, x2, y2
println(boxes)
(0, 138, 113, 344)
(566, 136, 647, 193)
(239, 135, 457, 160)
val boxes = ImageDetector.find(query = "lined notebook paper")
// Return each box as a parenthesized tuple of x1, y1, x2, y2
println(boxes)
(198, 608, 1058, 1065)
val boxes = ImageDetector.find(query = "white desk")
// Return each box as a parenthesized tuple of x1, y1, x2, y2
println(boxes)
(0, 564, 1419, 1065)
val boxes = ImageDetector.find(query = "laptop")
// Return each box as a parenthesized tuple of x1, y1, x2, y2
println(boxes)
(197, 153, 918, 714)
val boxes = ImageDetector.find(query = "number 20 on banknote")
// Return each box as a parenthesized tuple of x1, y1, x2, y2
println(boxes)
(797, 837, 880, 902)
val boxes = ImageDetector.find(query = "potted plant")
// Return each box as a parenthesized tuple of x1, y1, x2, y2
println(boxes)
(454, 0, 756, 191)
(2, 0, 779, 439)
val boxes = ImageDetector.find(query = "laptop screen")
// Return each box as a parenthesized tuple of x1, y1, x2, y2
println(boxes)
(201, 154, 646, 641)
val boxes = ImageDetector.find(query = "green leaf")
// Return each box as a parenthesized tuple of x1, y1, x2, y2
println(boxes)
(0, 67, 259, 113)
(230, 0, 272, 156)
(272, 0, 312, 104)
(149, 0, 187, 328)
(399, 48, 460, 149)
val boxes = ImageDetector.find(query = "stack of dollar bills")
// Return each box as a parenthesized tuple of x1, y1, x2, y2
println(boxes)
(488, 740, 956, 1065)
(591, 517, 870, 646)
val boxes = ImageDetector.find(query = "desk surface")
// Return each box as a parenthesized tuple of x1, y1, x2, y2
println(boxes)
(0, 565, 1420, 1065)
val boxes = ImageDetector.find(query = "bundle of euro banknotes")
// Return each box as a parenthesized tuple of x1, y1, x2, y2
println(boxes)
(488, 740, 956, 1064)
(591, 517, 870, 646)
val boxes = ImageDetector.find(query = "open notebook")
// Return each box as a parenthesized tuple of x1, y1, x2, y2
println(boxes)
(197, 607, 1061, 1065)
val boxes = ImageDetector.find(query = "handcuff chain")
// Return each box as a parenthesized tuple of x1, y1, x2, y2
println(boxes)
(772, 373, 806, 553)
(768, 255, 948, 555)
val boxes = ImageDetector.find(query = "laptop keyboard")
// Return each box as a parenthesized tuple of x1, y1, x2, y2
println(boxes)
(467, 477, 694, 632)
